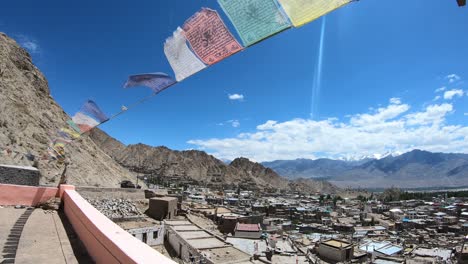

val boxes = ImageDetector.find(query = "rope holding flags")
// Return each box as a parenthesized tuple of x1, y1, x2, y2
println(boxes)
(7, 1, 465, 165)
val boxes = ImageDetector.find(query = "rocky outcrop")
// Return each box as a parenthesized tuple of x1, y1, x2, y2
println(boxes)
(0, 33, 135, 187)
(90, 128, 339, 193)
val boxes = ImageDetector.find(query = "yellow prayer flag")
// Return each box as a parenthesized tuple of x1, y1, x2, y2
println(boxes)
(61, 128, 81, 139)
(278, 0, 352, 27)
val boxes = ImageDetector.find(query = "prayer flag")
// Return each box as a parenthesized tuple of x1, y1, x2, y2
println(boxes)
(164, 27, 207, 81)
(72, 112, 100, 133)
(124, 73, 176, 92)
(60, 128, 81, 139)
(80, 100, 109, 123)
(218, 0, 291, 46)
(183, 8, 243, 65)
(277, 0, 352, 27)
(67, 120, 82, 133)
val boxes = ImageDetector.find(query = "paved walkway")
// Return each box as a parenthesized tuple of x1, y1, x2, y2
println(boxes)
(0, 207, 92, 264)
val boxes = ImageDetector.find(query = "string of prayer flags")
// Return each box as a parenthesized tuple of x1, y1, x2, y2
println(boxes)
(183, 8, 243, 65)
(277, 0, 352, 27)
(164, 27, 207, 81)
(124, 73, 176, 92)
(80, 100, 109, 123)
(218, 0, 291, 47)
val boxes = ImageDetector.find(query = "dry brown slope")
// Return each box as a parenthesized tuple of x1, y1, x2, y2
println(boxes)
(0, 33, 134, 187)
(90, 128, 340, 193)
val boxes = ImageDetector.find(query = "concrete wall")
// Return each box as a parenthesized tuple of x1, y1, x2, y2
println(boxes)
(317, 244, 351, 262)
(0, 183, 58, 206)
(63, 189, 175, 264)
(148, 197, 178, 220)
(166, 228, 200, 263)
(234, 230, 262, 239)
(0, 164, 40, 186)
(126, 224, 164, 246)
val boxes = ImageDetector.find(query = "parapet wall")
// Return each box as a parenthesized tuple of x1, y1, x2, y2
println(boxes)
(0, 183, 58, 206)
(63, 189, 175, 264)
(0, 164, 41, 186)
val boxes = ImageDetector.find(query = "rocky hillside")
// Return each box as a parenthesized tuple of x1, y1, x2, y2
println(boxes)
(0, 33, 135, 186)
(90, 129, 338, 193)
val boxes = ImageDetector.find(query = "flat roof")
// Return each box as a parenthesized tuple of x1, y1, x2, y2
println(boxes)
(412, 248, 452, 260)
(0, 207, 91, 263)
(226, 237, 267, 255)
(0, 164, 38, 171)
(150, 196, 177, 201)
(271, 255, 309, 264)
(187, 237, 226, 250)
(236, 223, 260, 232)
(172, 225, 201, 231)
(322, 239, 352, 249)
(200, 246, 251, 264)
(178, 230, 212, 240)
(165, 220, 192, 226)
(376, 245, 403, 256)
(117, 218, 160, 230)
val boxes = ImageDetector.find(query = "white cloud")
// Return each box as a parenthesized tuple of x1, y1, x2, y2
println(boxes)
(435, 87, 446, 93)
(230, 120, 240, 128)
(389, 97, 401, 104)
(405, 103, 453, 125)
(228, 94, 244, 101)
(465, 113, 468, 116)
(189, 99, 468, 162)
(433, 95, 441, 101)
(16, 35, 40, 54)
(446, 74, 461, 83)
(443, 89, 464, 100)
(218, 120, 241, 128)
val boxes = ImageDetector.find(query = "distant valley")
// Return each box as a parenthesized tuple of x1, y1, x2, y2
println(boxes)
(262, 150, 468, 189)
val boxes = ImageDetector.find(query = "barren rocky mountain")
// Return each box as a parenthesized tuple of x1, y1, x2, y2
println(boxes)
(263, 150, 468, 189)
(0, 33, 135, 186)
(90, 128, 339, 193)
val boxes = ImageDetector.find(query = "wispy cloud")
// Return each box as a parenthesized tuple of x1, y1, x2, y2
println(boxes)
(16, 34, 40, 54)
(445, 74, 461, 84)
(443, 89, 464, 100)
(189, 96, 468, 162)
(389, 97, 401, 104)
(228, 94, 244, 101)
(435, 86, 446, 93)
(218, 120, 241, 128)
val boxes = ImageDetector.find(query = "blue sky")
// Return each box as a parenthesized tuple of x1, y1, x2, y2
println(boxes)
(1, 0, 468, 161)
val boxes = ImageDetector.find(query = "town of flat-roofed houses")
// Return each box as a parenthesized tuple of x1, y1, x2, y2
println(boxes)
(74, 155, 468, 264)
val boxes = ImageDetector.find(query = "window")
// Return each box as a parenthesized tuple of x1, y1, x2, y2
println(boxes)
(142, 232, 147, 243)
(153, 231, 158, 239)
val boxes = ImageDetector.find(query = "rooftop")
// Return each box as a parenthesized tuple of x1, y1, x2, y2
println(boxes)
(322, 239, 352, 249)
(235, 223, 261, 232)
(117, 218, 160, 230)
(0, 207, 91, 263)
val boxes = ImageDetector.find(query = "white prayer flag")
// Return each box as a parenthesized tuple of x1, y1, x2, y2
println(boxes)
(164, 27, 207, 81)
